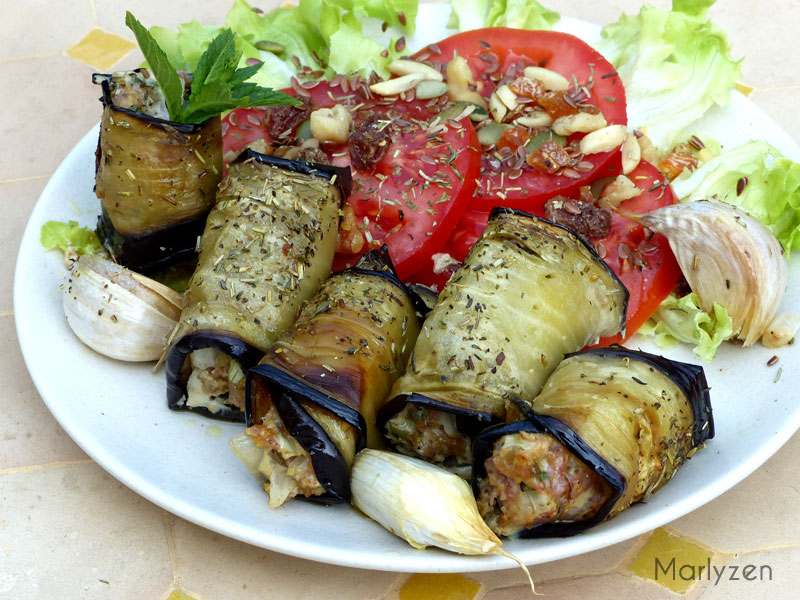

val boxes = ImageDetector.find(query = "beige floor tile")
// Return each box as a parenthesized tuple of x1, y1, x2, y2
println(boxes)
(0, 461, 172, 599)
(484, 571, 680, 599)
(670, 430, 800, 553)
(94, 0, 232, 39)
(169, 514, 402, 600)
(0, 0, 94, 59)
(698, 547, 800, 600)
(0, 317, 88, 470)
(0, 55, 100, 180)
(468, 537, 640, 590)
(1, 177, 47, 312)
(708, 0, 800, 89)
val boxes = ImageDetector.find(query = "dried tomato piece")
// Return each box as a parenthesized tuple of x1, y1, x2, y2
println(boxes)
(496, 127, 532, 153)
(658, 143, 698, 180)
(509, 76, 544, 100)
(526, 141, 572, 173)
(537, 91, 580, 120)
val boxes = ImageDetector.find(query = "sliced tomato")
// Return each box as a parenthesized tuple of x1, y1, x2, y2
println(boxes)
(413, 28, 626, 212)
(221, 80, 480, 280)
(596, 161, 682, 344)
(410, 160, 682, 340)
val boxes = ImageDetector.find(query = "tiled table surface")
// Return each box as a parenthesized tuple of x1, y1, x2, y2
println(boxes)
(2, 1, 799, 598)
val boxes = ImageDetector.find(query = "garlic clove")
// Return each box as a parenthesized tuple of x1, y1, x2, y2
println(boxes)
(62, 254, 184, 361)
(761, 312, 800, 348)
(351, 449, 501, 555)
(639, 199, 787, 346)
(350, 449, 536, 595)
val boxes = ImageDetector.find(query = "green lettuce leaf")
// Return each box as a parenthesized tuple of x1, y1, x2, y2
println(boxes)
(41, 221, 103, 255)
(638, 292, 733, 361)
(596, 0, 740, 151)
(671, 140, 800, 255)
(448, 0, 559, 31)
(164, 0, 418, 84)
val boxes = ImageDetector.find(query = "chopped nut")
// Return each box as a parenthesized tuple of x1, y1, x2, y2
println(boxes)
(522, 66, 570, 91)
(552, 112, 608, 136)
(386, 59, 443, 82)
(599, 175, 643, 210)
(579, 124, 626, 154)
(310, 104, 352, 144)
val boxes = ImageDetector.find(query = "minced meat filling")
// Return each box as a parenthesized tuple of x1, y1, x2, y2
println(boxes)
(384, 404, 472, 470)
(245, 393, 325, 507)
(477, 431, 613, 537)
(184, 348, 245, 413)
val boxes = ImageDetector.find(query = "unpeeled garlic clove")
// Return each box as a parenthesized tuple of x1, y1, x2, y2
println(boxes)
(639, 199, 786, 346)
(62, 254, 184, 361)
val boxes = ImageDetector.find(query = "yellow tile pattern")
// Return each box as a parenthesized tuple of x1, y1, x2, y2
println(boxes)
(166, 591, 198, 600)
(66, 28, 136, 70)
(399, 574, 481, 600)
(735, 81, 755, 97)
(628, 528, 716, 594)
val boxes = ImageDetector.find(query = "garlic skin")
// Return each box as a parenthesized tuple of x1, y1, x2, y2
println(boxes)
(640, 200, 787, 346)
(62, 254, 183, 361)
(351, 449, 502, 555)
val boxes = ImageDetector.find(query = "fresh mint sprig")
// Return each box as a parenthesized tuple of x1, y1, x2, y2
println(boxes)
(125, 11, 299, 125)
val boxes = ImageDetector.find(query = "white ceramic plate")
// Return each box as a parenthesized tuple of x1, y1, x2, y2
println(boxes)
(14, 5, 800, 572)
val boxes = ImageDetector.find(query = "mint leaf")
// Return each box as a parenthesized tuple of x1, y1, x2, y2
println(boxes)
(181, 81, 297, 124)
(190, 28, 238, 91)
(180, 26, 299, 124)
(125, 12, 184, 121)
(230, 63, 263, 86)
(127, 12, 299, 125)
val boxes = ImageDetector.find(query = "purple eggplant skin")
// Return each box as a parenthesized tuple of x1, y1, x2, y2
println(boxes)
(95, 208, 204, 274)
(473, 347, 714, 537)
(243, 248, 422, 504)
(165, 150, 346, 421)
(93, 77, 222, 269)
(231, 148, 353, 201)
(572, 345, 715, 446)
(166, 331, 264, 422)
(471, 407, 626, 538)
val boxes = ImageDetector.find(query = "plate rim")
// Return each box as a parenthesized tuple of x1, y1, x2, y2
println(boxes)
(14, 9, 800, 572)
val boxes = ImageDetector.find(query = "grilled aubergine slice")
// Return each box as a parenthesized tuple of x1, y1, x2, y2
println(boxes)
(165, 150, 350, 421)
(381, 208, 628, 475)
(230, 248, 424, 506)
(93, 70, 223, 273)
(474, 346, 714, 537)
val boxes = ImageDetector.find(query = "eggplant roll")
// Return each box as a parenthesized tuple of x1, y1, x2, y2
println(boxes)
(382, 208, 628, 473)
(93, 70, 222, 272)
(165, 150, 349, 420)
(474, 346, 714, 537)
(231, 249, 422, 506)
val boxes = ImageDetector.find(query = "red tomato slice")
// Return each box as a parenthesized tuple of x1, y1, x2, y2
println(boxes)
(222, 81, 480, 280)
(413, 28, 626, 212)
(596, 161, 682, 343)
(410, 160, 682, 339)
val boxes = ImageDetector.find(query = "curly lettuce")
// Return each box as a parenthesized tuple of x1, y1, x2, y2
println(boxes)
(41, 221, 103, 255)
(638, 293, 733, 361)
(596, 0, 740, 151)
(447, 0, 559, 31)
(671, 140, 800, 256)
